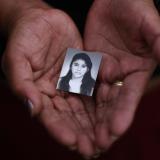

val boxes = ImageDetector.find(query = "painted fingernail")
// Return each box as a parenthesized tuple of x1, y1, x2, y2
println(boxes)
(25, 99, 34, 116)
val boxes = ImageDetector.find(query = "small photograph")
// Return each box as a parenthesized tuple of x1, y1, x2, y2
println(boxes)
(56, 48, 102, 96)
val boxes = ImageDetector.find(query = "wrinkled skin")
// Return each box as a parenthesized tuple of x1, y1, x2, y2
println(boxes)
(2, 8, 97, 157)
(84, 0, 159, 149)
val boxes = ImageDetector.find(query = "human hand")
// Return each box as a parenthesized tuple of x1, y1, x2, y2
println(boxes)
(84, 0, 159, 150)
(1, 3, 96, 157)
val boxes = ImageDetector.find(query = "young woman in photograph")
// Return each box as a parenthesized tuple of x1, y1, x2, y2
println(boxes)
(58, 53, 95, 96)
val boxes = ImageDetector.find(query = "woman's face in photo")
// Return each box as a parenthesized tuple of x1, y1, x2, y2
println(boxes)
(71, 59, 88, 78)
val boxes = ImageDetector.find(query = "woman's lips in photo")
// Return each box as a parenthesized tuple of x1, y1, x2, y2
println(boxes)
(75, 72, 81, 74)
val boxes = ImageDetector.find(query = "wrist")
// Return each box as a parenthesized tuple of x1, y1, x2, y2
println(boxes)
(0, 0, 50, 36)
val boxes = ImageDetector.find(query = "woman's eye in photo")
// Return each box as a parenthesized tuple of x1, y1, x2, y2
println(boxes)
(82, 65, 87, 68)
(73, 63, 79, 66)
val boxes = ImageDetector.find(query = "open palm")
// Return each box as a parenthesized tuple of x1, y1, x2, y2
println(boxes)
(84, 0, 158, 149)
(2, 8, 96, 157)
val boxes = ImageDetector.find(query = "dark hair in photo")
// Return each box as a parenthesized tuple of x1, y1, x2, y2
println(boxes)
(59, 53, 95, 95)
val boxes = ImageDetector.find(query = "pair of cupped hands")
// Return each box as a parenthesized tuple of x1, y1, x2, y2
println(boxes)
(2, 0, 160, 158)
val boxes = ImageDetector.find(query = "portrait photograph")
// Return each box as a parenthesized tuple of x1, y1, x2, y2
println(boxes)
(56, 48, 102, 96)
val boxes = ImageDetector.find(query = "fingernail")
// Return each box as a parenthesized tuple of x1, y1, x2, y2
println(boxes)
(25, 99, 34, 116)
